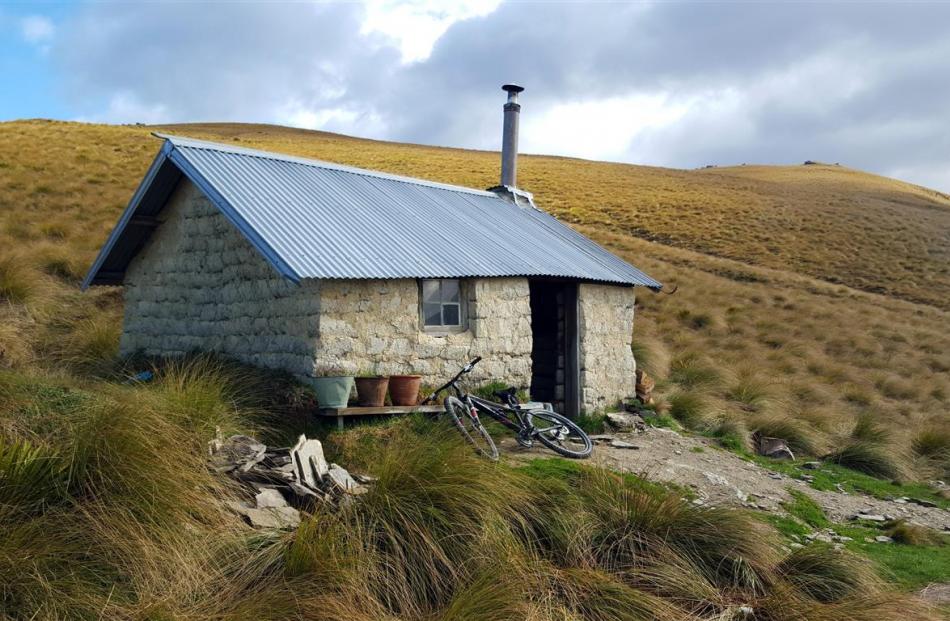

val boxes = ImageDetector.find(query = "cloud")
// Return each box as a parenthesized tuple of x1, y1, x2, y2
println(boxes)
(20, 14, 54, 45)
(46, 1, 950, 190)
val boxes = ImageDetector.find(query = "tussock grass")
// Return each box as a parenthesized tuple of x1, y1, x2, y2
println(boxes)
(0, 252, 48, 305)
(885, 520, 943, 546)
(666, 389, 711, 429)
(825, 441, 904, 480)
(668, 352, 722, 389)
(912, 423, 950, 478)
(0, 367, 939, 619)
(0, 119, 947, 616)
(631, 334, 670, 380)
(825, 414, 907, 480)
(778, 545, 882, 603)
(708, 414, 753, 453)
(724, 365, 774, 412)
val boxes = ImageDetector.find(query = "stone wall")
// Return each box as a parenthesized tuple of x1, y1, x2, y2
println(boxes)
(119, 178, 637, 409)
(316, 278, 532, 389)
(120, 179, 321, 376)
(578, 283, 637, 412)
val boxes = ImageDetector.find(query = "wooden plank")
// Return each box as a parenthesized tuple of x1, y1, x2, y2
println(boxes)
(317, 405, 444, 418)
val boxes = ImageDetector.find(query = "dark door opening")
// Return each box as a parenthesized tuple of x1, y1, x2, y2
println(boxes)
(529, 281, 579, 417)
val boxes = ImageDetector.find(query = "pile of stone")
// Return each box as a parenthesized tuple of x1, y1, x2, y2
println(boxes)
(209, 432, 373, 529)
(605, 411, 646, 434)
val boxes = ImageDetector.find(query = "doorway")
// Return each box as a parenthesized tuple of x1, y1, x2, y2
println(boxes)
(529, 280, 579, 417)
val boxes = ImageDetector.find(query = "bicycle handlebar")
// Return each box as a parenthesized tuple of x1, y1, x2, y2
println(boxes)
(423, 357, 484, 404)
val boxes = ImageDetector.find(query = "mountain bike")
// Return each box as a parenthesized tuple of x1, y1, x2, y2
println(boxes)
(422, 357, 593, 460)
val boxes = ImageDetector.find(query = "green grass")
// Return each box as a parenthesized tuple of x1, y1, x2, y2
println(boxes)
(764, 511, 950, 591)
(745, 457, 949, 509)
(782, 489, 830, 529)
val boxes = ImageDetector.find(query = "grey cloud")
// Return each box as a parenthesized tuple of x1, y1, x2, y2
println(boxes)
(50, 0, 950, 190)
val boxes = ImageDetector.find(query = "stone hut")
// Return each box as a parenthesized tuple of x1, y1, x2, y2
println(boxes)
(84, 89, 660, 415)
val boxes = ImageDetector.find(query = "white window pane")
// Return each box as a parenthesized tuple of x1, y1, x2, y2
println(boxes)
(442, 279, 460, 303)
(442, 303, 460, 326)
(423, 303, 442, 326)
(422, 280, 440, 304)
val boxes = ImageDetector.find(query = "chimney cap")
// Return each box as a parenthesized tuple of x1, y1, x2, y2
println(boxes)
(501, 83, 525, 93)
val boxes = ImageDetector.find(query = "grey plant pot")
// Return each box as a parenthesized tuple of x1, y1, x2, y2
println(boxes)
(309, 376, 354, 409)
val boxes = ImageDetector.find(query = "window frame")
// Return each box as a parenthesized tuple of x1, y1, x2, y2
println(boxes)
(419, 278, 467, 333)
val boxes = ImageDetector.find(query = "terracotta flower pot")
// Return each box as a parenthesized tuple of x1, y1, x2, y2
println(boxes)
(309, 376, 354, 409)
(355, 376, 389, 407)
(388, 375, 422, 406)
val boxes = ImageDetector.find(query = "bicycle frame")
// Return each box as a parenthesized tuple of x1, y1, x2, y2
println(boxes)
(422, 359, 534, 434)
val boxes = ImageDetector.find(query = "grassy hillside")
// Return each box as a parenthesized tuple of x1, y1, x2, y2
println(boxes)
(0, 118, 948, 618)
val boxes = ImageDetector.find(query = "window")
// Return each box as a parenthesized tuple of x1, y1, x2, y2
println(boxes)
(421, 279, 463, 328)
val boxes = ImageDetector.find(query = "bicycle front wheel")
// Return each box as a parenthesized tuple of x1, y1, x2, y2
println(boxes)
(530, 410, 593, 459)
(443, 396, 499, 461)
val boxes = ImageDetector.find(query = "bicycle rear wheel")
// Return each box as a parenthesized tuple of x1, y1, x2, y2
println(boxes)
(530, 410, 592, 458)
(443, 396, 499, 461)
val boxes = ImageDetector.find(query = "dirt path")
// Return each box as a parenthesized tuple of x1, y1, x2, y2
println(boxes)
(501, 426, 950, 531)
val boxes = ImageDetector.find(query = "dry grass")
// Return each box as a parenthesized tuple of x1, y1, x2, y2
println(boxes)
(0, 119, 947, 617)
(0, 117, 946, 477)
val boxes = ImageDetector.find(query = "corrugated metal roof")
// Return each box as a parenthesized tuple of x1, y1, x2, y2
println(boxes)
(83, 135, 661, 289)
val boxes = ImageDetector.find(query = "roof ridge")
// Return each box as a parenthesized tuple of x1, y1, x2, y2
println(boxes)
(153, 132, 499, 198)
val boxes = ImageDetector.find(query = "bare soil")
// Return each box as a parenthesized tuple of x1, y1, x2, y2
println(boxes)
(501, 427, 950, 531)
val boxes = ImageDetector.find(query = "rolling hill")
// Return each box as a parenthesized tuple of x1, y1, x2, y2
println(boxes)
(0, 118, 948, 618)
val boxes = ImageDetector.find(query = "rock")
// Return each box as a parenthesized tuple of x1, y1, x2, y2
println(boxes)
(605, 412, 645, 432)
(704, 472, 730, 487)
(290, 434, 329, 488)
(918, 582, 950, 605)
(800, 474, 815, 482)
(790, 542, 804, 549)
(756, 436, 795, 461)
(352, 473, 377, 484)
(210, 435, 267, 473)
(875, 536, 893, 543)
(768, 472, 783, 480)
(609, 439, 639, 449)
(589, 434, 616, 444)
(635, 369, 656, 403)
(908, 498, 938, 508)
(737, 605, 754, 617)
(327, 464, 364, 494)
(255, 488, 288, 509)
(802, 461, 822, 470)
(851, 513, 887, 522)
(227, 501, 300, 529)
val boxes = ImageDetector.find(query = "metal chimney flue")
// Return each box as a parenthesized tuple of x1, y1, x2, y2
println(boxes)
(500, 83, 524, 188)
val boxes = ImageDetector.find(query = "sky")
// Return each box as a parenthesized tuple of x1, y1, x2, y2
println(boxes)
(2, 1, 949, 191)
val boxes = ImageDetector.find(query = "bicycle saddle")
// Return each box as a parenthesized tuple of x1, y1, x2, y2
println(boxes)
(493, 386, 519, 404)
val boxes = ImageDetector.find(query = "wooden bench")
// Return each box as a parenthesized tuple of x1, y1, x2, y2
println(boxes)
(317, 405, 445, 430)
